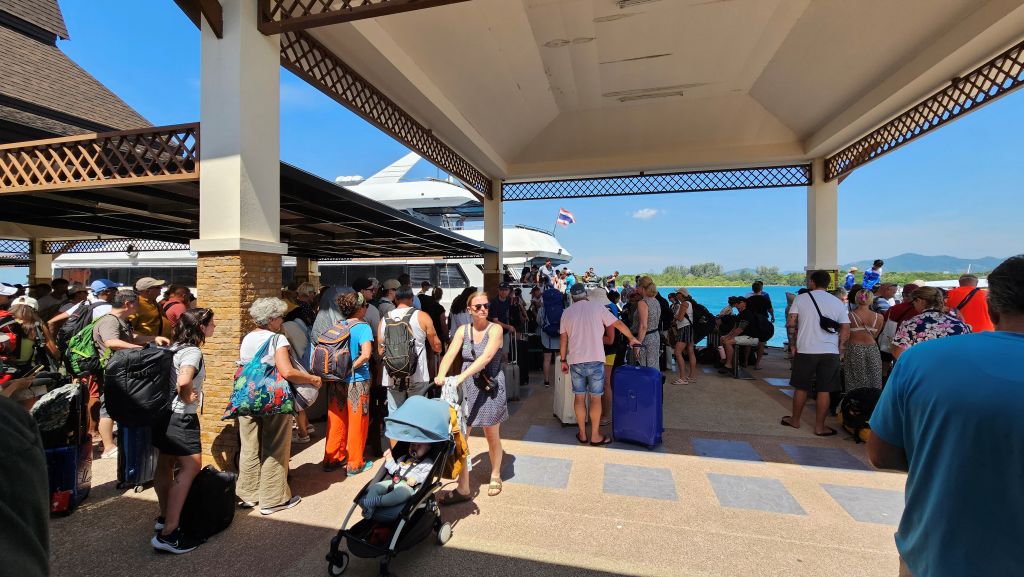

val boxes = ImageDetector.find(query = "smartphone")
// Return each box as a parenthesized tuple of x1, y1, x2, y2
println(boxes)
(26, 365, 46, 378)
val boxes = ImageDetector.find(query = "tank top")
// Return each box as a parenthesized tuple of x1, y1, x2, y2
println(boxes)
(383, 307, 429, 385)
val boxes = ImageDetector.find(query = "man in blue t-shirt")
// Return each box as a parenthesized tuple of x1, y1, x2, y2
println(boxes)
(843, 267, 858, 291)
(868, 255, 1024, 577)
(861, 259, 883, 290)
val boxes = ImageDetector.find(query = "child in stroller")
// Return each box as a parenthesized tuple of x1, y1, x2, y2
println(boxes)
(326, 395, 456, 577)
(360, 443, 434, 519)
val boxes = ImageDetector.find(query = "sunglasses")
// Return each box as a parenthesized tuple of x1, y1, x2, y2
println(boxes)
(471, 303, 490, 311)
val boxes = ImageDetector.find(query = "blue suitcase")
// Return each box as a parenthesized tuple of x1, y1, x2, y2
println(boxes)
(46, 435, 93, 514)
(117, 425, 160, 491)
(612, 364, 664, 448)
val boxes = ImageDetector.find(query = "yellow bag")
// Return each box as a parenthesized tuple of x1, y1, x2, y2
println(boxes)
(441, 405, 469, 480)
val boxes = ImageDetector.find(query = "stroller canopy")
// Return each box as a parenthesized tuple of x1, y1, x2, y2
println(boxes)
(385, 396, 451, 443)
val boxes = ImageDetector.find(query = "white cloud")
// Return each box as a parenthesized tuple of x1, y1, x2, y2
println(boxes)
(632, 208, 659, 220)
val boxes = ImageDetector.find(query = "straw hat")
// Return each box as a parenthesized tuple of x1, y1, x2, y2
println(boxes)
(674, 287, 691, 299)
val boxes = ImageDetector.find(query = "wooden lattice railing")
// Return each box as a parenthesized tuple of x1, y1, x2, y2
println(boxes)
(825, 38, 1024, 181)
(259, 0, 470, 34)
(0, 124, 199, 194)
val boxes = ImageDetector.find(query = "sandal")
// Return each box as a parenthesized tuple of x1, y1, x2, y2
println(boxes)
(815, 427, 838, 437)
(487, 478, 503, 497)
(589, 436, 613, 446)
(672, 378, 688, 385)
(575, 432, 588, 444)
(780, 416, 799, 429)
(438, 489, 472, 506)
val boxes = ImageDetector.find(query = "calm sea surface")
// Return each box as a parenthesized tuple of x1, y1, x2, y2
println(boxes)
(656, 285, 805, 348)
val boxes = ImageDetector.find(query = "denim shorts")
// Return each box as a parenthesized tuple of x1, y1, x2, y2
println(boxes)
(570, 362, 605, 396)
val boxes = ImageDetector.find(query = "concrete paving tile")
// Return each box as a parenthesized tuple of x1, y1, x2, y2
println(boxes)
(603, 464, 678, 501)
(764, 378, 791, 387)
(781, 445, 872, 471)
(692, 438, 763, 462)
(822, 484, 904, 525)
(708, 473, 806, 515)
(500, 454, 573, 489)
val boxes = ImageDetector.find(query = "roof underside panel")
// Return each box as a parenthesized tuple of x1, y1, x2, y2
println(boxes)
(0, 163, 494, 261)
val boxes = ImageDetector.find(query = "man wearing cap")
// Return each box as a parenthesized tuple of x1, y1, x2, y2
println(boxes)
(47, 279, 120, 335)
(36, 278, 70, 321)
(489, 282, 520, 361)
(129, 277, 171, 339)
(844, 267, 859, 291)
(377, 279, 399, 317)
(54, 283, 90, 315)
(560, 283, 640, 445)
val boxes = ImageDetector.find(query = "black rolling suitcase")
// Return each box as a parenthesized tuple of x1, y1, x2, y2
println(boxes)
(181, 466, 237, 541)
(516, 334, 530, 387)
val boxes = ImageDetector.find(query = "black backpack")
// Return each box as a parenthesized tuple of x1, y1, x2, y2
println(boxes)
(689, 302, 717, 344)
(56, 302, 106, 353)
(839, 387, 882, 443)
(103, 345, 175, 427)
(382, 309, 418, 381)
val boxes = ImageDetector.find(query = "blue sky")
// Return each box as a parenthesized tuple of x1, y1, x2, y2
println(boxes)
(53, 1, 1024, 274)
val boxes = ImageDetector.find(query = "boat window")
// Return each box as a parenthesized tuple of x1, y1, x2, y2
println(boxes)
(437, 264, 467, 289)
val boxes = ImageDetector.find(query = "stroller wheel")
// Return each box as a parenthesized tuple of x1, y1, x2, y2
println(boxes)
(327, 551, 349, 576)
(436, 521, 453, 545)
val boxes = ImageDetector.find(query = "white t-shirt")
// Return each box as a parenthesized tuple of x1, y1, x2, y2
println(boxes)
(239, 329, 290, 366)
(789, 290, 849, 354)
(170, 345, 205, 414)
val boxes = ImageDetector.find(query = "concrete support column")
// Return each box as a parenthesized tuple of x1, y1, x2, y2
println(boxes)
(27, 239, 52, 285)
(191, 0, 286, 469)
(807, 158, 839, 287)
(294, 257, 321, 287)
(482, 180, 504, 295)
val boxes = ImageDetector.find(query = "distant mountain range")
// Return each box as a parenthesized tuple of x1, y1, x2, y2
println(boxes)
(841, 253, 1005, 273)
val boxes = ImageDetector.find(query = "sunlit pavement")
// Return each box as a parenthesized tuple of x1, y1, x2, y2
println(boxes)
(50, 350, 904, 577)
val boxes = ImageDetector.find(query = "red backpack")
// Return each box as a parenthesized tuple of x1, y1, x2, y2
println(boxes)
(0, 310, 19, 357)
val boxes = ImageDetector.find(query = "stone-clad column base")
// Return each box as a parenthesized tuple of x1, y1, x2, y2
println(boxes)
(196, 250, 281, 471)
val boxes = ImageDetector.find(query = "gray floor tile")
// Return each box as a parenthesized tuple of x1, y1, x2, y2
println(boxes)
(780, 388, 795, 397)
(707, 473, 806, 515)
(692, 438, 763, 462)
(822, 484, 904, 525)
(603, 464, 678, 501)
(500, 454, 572, 489)
(521, 424, 582, 446)
(781, 445, 872, 471)
(764, 378, 791, 388)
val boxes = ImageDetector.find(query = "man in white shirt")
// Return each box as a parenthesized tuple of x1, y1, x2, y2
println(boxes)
(782, 270, 850, 436)
(537, 258, 556, 286)
(378, 286, 441, 412)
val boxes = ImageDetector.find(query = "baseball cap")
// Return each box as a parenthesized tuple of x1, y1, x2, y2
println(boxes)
(0, 283, 17, 296)
(382, 279, 401, 290)
(570, 283, 588, 298)
(90, 279, 121, 293)
(67, 283, 88, 295)
(11, 295, 38, 310)
(135, 277, 165, 291)
(498, 282, 511, 290)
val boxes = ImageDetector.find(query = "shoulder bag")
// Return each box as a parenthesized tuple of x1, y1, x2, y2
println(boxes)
(807, 292, 842, 334)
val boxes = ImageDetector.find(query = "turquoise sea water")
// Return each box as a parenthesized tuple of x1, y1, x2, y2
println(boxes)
(655, 285, 805, 348)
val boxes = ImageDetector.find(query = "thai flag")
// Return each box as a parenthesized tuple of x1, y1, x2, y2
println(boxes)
(556, 208, 576, 227)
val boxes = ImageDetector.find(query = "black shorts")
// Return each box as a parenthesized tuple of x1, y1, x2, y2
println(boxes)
(790, 353, 841, 393)
(880, 351, 894, 364)
(152, 411, 201, 456)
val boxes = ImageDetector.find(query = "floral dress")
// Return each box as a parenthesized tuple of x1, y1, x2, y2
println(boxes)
(893, 310, 971, 350)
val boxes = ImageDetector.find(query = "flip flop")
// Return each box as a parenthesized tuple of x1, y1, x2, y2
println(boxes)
(780, 416, 799, 429)
(487, 478, 503, 497)
(815, 427, 838, 437)
(438, 489, 472, 506)
(575, 433, 588, 444)
(589, 436, 613, 446)
(672, 378, 688, 385)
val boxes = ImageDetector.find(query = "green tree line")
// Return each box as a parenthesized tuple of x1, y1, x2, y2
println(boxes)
(623, 263, 988, 288)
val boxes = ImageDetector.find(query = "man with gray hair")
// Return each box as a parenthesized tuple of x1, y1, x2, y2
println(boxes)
(945, 274, 993, 332)
(559, 283, 640, 445)
(868, 255, 1024, 577)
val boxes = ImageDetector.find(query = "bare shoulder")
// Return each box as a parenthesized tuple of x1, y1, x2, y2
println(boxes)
(487, 323, 503, 338)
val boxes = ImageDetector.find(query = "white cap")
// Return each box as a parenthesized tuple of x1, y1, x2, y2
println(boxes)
(11, 295, 38, 310)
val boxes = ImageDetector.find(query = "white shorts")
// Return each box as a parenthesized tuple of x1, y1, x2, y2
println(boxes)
(734, 335, 759, 346)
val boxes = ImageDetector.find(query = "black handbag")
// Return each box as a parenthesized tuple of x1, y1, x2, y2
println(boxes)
(807, 292, 842, 334)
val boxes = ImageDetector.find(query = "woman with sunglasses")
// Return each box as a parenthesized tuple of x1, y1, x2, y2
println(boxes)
(151, 308, 215, 554)
(434, 291, 507, 503)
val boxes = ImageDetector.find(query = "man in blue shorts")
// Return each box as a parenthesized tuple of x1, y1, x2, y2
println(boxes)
(869, 255, 1024, 577)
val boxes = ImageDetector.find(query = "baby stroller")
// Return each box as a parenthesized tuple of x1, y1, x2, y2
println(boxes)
(325, 395, 455, 577)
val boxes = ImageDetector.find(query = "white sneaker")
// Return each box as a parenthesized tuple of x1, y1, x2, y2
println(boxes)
(260, 495, 301, 516)
(100, 447, 118, 459)
(292, 432, 311, 444)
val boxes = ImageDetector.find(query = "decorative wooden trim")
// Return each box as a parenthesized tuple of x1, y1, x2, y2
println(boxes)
(280, 30, 492, 198)
(258, 0, 471, 35)
(502, 165, 812, 201)
(0, 124, 199, 194)
(825, 38, 1024, 181)
(42, 238, 191, 255)
(173, 0, 224, 38)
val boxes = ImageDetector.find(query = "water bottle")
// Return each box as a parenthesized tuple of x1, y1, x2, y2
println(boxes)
(717, 345, 726, 361)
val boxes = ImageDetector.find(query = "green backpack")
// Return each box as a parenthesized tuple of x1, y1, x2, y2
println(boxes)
(65, 314, 112, 377)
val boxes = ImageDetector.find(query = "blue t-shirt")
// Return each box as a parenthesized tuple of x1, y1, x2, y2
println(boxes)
(870, 331, 1024, 577)
(843, 272, 856, 291)
(565, 274, 576, 293)
(348, 323, 373, 383)
(862, 269, 881, 290)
